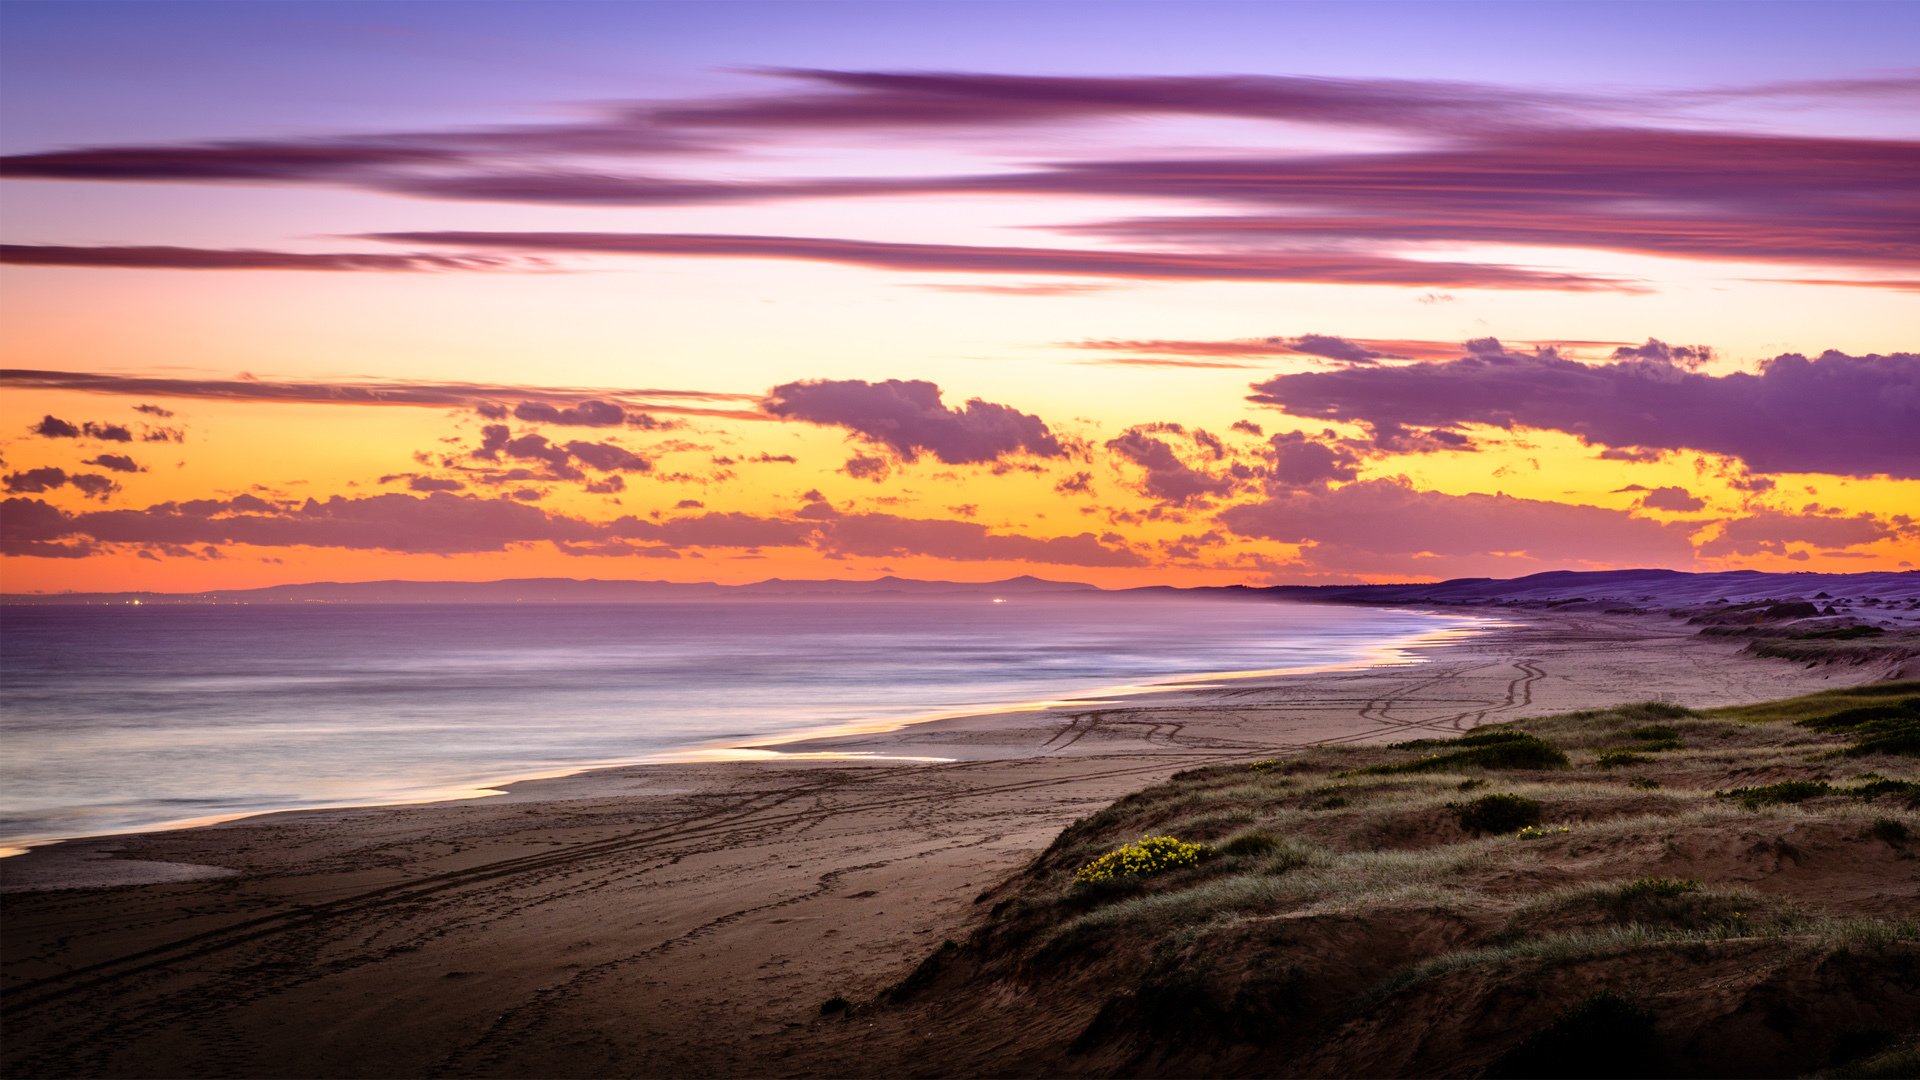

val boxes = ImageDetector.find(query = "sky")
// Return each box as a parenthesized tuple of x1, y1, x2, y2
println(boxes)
(1, 0, 1916, 592)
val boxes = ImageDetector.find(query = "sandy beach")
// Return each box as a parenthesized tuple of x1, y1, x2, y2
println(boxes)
(0, 608, 1892, 1078)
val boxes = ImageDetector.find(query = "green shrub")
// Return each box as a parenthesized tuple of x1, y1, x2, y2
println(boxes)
(1450, 793, 1543, 834)
(1076, 835, 1213, 885)
(1218, 832, 1279, 857)
(1628, 778, 1661, 790)
(1596, 750, 1650, 769)
(1626, 725, 1680, 742)
(1716, 780, 1835, 808)
(1488, 991, 1660, 1079)
(1797, 697, 1920, 757)
(1366, 730, 1569, 774)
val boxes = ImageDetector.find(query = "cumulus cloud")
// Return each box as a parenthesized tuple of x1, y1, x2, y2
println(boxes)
(1264, 431, 1362, 489)
(763, 378, 1065, 464)
(4, 467, 120, 500)
(1105, 427, 1244, 506)
(1247, 342, 1920, 477)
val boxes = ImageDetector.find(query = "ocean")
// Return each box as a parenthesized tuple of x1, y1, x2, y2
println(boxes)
(0, 596, 1473, 853)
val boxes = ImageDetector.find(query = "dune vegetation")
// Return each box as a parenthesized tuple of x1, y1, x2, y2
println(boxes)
(839, 683, 1920, 1078)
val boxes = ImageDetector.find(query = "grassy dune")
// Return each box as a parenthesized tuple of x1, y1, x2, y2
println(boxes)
(857, 683, 1920, 1078)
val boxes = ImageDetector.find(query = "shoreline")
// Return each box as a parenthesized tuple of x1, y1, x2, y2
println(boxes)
(0, 603, 1489, 864)
(2, 608, 1896, 1077)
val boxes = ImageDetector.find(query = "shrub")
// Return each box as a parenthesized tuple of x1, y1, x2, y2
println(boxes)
(1716, 780, 1835, 808)
(1076, 835, 1213, 885)
(1516, 824, 1571, 841)
(1626, 725, 1680, 742)
(1628, 778, 1661, 790)
(1218, 832, 1279, 857)
(1487, 991, 1660, 1079)
(1596, 750, 1649, 769)
(1867, 818, 1910, 846)
(1797, 697, 1920, 757)
(1852, 777, 1920, 806)
(1366, 730, 1570, 774)
(1450, 793, 1543, 834)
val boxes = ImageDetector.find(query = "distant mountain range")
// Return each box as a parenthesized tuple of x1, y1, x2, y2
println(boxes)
(4, 568, 1914, 607)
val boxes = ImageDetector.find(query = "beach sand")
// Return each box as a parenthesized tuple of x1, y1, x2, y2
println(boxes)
(0, 609, 1890, 1078)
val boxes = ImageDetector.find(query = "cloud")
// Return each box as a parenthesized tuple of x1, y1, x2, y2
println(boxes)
(29, 415, 80, 438)
(1067, 336, 1619, 365)
(562, 439, 651, 473)
(407, 476, 465, 492)
(1105, 427, 1243, 506)
(810, 508, 1143, 567)
(1049, 128, 1920, 270)
(4, 492, 602, 556)
(511, 399, 628, 426)
(763, 378, 1065, 464)
(2, 369, 761, 420)
(0, 244, 537, 272)
(1695, 509, 1902, 557)
(1247, 343, 1920, 478)
(82, 454, 144, 473)
(1219, 477, 1694, 571)
(1636, 485, 1706, 512)
(1264, 431, 1362, 488)
(369, 230, 1628, 291)
(4, 467, 119, 500)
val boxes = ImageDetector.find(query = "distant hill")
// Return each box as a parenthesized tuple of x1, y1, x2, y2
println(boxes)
(0, 574, 1102, 605)
(1257, 568, 1920, 608)
(4, 568, 1913, 607)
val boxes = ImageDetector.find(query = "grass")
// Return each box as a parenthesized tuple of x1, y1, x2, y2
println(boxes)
(1361, 729, 1570, 774)
(901, 682, 1920, 1076)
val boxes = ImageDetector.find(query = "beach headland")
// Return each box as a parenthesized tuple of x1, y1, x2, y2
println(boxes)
(0, 607, 1904, 1077)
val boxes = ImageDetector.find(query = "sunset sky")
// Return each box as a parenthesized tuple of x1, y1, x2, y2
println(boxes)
(2, 0, 1915, 593)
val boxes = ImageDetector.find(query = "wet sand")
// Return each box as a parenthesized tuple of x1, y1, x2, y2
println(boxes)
(0, 609, 1888, 1078)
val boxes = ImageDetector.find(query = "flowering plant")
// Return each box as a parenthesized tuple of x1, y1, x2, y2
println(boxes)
(1076, 835, 1212, 884)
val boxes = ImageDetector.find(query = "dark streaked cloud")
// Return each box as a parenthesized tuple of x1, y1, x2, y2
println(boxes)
(1696, 509, 1903, 557)
(82, 454, 144, 474)
(653, 68, 1609, 132)
(1219, 478, 1694, 569)
(1634, 486, 1706, 512)
(1, 244, 538, 273)
(1248, 344, 1920, 478)
(29, 415, 80, 438)
(763, 378, 1065, 464)
(4, 467, 119, 501)
(511, 399, 626, 427)
(367, 231, 1628, 290)
(1, 369, 762, 420)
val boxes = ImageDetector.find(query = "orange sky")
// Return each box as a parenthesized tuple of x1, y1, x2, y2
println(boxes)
(2, 6, 1915, 592)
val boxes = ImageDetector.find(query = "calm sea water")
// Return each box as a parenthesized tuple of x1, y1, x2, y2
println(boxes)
(0, 597, 1469, 852)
